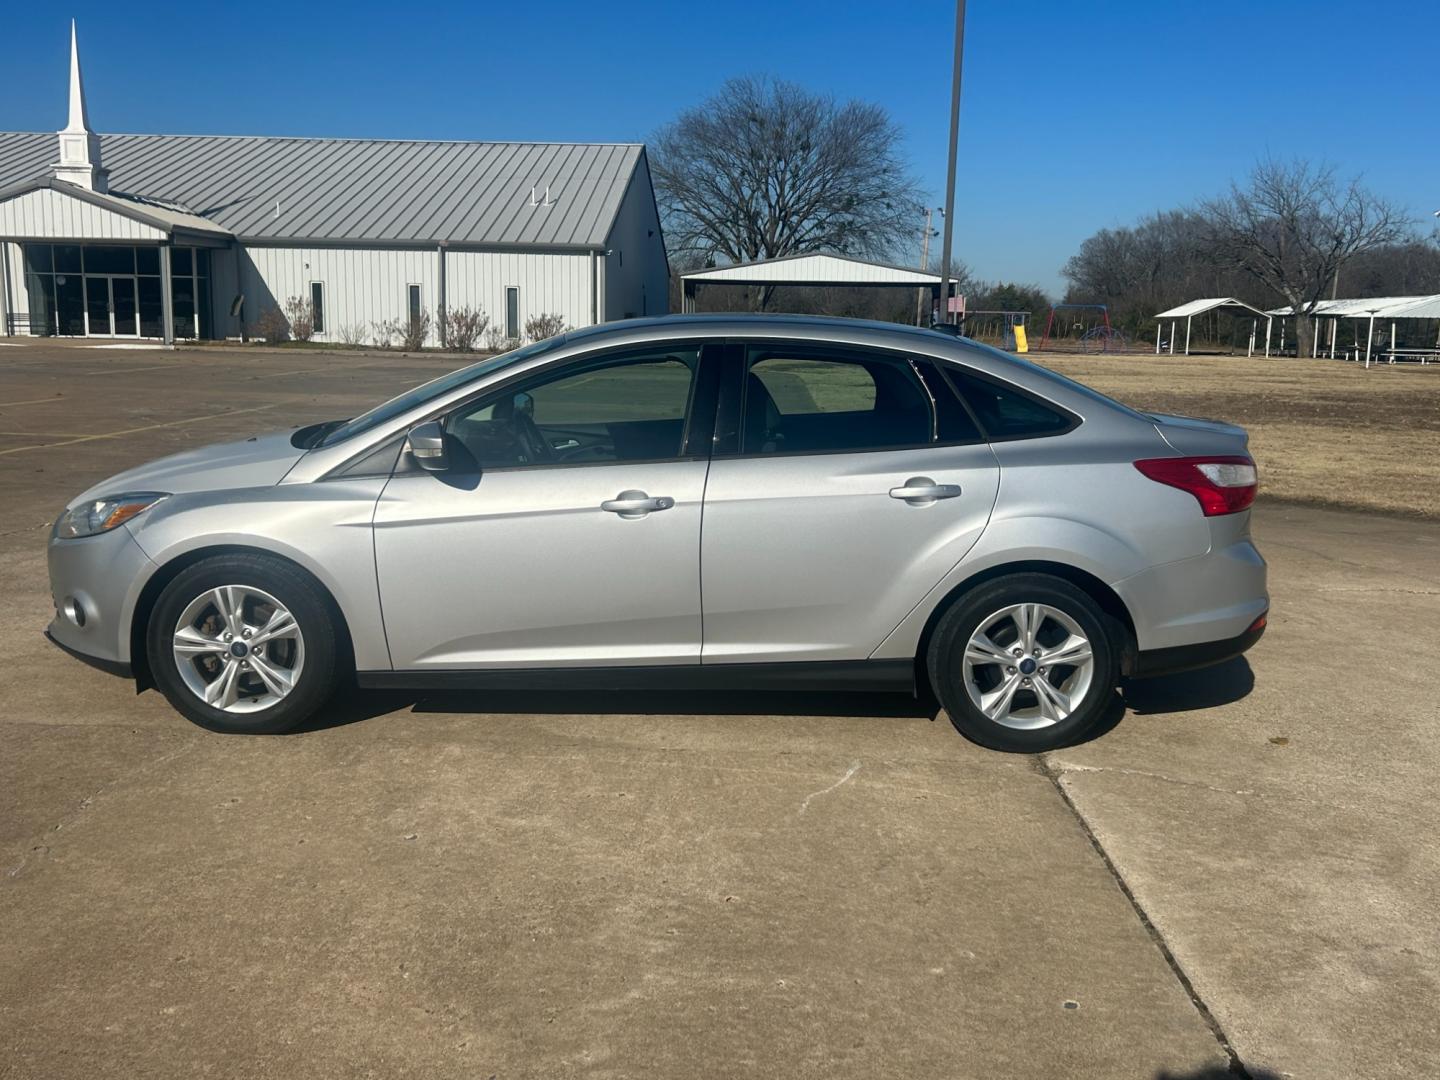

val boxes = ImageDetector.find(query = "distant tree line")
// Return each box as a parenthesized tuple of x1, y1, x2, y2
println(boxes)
(1063, 159, 1433, 354)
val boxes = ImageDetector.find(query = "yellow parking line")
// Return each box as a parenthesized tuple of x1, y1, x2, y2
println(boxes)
(0, 404, 278, 457)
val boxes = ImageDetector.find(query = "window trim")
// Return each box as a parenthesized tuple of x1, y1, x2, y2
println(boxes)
(932, 359, 1082, 443)
(310, 280, 326, 335)
(407, 283, 422, 326)
(716, 340, 988, 461)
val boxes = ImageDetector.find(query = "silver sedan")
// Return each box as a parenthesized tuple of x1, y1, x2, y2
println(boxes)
(46, 315, 1267, 752)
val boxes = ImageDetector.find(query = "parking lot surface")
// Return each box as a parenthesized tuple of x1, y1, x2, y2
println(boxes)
(2, 340, 1436, 1079)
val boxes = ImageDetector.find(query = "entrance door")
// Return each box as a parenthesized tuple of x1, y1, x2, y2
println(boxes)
(84, 276, 111, 336)
(373, 343, 717, 670)
(110, 277, 138, 336)
(82, 276, 139, 336)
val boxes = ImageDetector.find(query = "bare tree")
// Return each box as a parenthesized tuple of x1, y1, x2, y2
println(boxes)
(1202, 159, 1408, 356)
(652, 75, 922, 307)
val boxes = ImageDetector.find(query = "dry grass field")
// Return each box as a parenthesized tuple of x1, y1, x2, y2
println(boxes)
(1035, 352, 1440, 518)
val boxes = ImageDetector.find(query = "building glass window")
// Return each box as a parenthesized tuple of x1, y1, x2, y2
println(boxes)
(54, 245, 82, 274)
(84, 245, 135, 274)
(311, 282, 326, 334)
(505, 286, 519, 340)
(408, 284, 422, 327)
(138, 277, 164, 338)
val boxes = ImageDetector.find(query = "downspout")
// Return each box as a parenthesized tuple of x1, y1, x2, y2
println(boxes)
(437, 242, 447, 348)
(590, 249, 601, 326)
(0, 241, 10, 336)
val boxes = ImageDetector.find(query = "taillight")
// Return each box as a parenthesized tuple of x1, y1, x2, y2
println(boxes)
(1134, 455, 1258, 516)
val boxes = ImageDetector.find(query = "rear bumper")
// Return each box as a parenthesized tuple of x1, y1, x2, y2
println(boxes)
(1129, 613, 1266, 679)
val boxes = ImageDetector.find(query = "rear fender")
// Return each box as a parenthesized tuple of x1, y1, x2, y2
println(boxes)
(869, 515, 1146, 660)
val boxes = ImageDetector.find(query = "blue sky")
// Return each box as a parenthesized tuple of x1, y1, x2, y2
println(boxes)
(5, 1, 1437, 295)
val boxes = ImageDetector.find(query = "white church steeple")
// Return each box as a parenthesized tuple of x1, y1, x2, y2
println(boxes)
(52, 20, 108, 193)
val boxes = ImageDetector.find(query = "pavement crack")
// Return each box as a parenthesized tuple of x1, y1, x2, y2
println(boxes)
(1035, 754, 1257, 1080)
(797, 759, 861, 814)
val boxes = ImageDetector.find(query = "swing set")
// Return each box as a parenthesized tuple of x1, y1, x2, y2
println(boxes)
(1036, 304, 1128, 352)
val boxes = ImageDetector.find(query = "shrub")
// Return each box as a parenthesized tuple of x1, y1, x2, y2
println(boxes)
(482, 326, 520, 353)
(252, 307, 289, 344)
(371, 320, 399, 348)
(337, 323, 367, 347)
(402, 309, 432, 351)
(283, 296, 315, 342)
(524, 312, 568, 343)
(443, 305, 489, 352)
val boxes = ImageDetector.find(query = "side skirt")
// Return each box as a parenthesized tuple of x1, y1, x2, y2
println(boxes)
(356, 659, 916, 694)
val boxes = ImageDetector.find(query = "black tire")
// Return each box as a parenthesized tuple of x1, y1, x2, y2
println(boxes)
(926, 573, 1120, 753)
(146, 554, 342, 734)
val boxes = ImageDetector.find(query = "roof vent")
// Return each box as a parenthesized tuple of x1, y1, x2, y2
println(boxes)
(529, 185, 554, 208)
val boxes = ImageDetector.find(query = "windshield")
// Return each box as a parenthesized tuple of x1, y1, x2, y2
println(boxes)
(318, 337, 567, 448)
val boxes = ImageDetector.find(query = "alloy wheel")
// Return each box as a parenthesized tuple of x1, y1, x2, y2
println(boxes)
(961, 602, 1095, 730)
(171, 585, 306, 713)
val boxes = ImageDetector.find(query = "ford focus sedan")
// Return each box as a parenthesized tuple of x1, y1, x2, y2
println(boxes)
(46, 315, 1267, 752)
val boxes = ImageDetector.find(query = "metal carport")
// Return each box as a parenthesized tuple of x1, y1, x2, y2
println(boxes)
(679, 253, 961, 325)
(1152, 297, 1274, 357)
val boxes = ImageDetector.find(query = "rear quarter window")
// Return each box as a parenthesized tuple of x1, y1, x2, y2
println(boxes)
(946, 368, 1074, 439)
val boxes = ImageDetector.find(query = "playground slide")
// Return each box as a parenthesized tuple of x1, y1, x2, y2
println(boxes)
(1013, 325, 1028, 353)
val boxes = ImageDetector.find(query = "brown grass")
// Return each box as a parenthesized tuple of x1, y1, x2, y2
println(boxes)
(1032, 352, 1440, 518)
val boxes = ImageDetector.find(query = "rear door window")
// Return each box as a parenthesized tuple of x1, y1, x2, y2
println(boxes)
(741, 347, 935, 455)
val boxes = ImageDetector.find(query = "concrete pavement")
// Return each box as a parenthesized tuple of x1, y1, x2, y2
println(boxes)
(2, 341, 1436, 1079)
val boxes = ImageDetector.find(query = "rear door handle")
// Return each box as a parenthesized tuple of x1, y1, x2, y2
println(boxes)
(601, 489, 675, 519)
(889, 476, 962, 504)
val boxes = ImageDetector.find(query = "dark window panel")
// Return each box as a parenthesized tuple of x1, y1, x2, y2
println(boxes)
(135, 247, 159, 275)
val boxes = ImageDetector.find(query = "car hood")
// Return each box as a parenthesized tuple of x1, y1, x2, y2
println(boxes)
(69, 429, 308, 507)
(1148, 411, 1250, 457)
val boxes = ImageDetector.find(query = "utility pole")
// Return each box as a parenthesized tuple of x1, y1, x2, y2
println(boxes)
(937, 0, 966, 324)
(916, 207, 942, 326)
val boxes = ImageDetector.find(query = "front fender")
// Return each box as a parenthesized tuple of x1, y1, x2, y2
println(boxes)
(122, 480, 391, 670)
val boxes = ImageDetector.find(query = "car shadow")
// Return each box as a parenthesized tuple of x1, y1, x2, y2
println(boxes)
(1155, 1066, 1282, 1080)
(1122, 656, 1255, 715)
(290, 656, 1255, 738)
(291, 685, 939, 734)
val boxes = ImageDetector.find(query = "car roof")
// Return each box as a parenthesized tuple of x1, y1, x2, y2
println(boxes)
(561, 312, 956, 347)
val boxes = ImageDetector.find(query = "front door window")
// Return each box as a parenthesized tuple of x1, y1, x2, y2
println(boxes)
(446, 347, 701, 469)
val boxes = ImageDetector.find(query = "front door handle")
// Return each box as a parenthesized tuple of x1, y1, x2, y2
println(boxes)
(889, 476, 962, 505)
(601, 490, 675, 519)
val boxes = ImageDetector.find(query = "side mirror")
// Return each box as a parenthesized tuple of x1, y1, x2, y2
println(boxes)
(406, 420, 450, 473)
(513, 391, 535, 419)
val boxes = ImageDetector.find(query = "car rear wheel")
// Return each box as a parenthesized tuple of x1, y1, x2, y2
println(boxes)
(146, 554, 341, 734)
(927, 573, 1120, 752)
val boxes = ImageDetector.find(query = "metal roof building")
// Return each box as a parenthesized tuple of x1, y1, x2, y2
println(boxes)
(0, 24, 668, 345)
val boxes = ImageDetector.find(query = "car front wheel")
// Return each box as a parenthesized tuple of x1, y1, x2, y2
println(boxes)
(146, 554, 341, 734)
(927, 573, 1120, 752)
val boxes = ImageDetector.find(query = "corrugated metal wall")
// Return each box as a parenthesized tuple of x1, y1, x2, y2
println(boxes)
(229, 245, 594, 345)
(602, 162, 670, 320)
(0, 188, 166, 241)
(445, 249, 592, 338)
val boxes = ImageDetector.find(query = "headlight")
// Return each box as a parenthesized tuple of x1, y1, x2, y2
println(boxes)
(54, 492, 169, 538)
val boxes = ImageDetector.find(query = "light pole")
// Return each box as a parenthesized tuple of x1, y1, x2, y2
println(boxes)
(916, 206, 942, 325)
(937, 0, 966, 324)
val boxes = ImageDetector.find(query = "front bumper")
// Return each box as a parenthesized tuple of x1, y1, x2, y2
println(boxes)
(46, 524, 156, 672)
